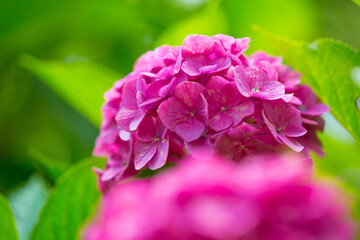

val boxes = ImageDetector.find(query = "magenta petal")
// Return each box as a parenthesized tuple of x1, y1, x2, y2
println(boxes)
(116, 107, 138, 131)
(289, 96, 303, 105)
(119, 130, 131, 141)
(158, 97, 188, 131)
(256, 81, 285, 100)
(228, 101, 255, 126)
(181, 55, 209, 76)
(206, 57, 231, 73)
(282, 93, 293, 103)
(283, 125, 307, 137)
(174, 117, 205, 142)
(174, 81, 207, 110)
(259, 61, 278, 81)
(138, 97, 163, 108)
(301, 117, 319, 125)
(234, 66, 251, 98)
(209, 112, 233, 131)
(134, 140, 157, 170)
(122, 79, 138, 110)
(303, 103, 330, 116)
(148, 137, 169, 170)
(278, 134, 304, 152)
(181, 35, 214, 57)
(159, 74, 187, 97)
(101, 164, 126, 182)
(262, 110, 278, 140)
(184, 137, 213, 156)
(195, 94, 209, 124)
(129, 111, 146, 131)
(138, 117, 156, 141)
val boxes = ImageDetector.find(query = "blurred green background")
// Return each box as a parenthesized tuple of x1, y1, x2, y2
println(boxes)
(1, 0, 360, 237)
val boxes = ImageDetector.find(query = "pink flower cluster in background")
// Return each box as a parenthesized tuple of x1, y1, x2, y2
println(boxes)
(83, 153, 355, 240)
(93, 34, 330, 189)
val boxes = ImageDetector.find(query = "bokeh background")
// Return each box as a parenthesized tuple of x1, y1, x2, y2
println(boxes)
(1, 0, 360, 238)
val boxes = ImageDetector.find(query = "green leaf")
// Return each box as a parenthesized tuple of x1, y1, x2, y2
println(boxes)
(31, 158, 105, 240)
(313, 133, 360, 219)
(29, 147, 70, 182)
(7, 175, 50, 240)
(258, 29, 360, 142)
(19, 55, 121, 127)
(353, 0, 360, 7)
(0, 194, 18, 240)
(154, 0, 228, 47)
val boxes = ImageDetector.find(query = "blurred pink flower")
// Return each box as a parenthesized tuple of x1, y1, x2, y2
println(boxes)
(83, 153, 356, 240)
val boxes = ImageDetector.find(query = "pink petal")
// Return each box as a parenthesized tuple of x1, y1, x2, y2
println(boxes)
(301, 117, 319, 125)
(283, 125, 307, 137)
(206, 76, 230, 104)
(101, 164, 126, 182)
(119, 130, 131, 141)
(255, 81, 285, 100)
(181, 35, 214, 57)
(209, 112, 233, 131)
(174, 117, 205, 142)
(195, 94, 209, 124)
(302, 103, 330, 116)
(262, 110, 279, 140)
(259, 61, 278, 81)
(134, 140, 158, 170)
(278, 134, 304, 152)
(184, 137, 213, 156)
(129, 111, 146, 131)
(157, 97, 188, 131)
(138, 116, 156, 141)
(289, 96, 303, 105)
(206, 57, 231, 73)
(227, 101, 255, 126)
(174, 81, 207, 110)
(234, 66, 251, 98)
(159, 74, 187, 97)
(148, 137, 169, 170)
(116, 107, 139, 131)
(181, 56, 206, 76)
(282, 93, 294, 103)
(122, 79, 138, 110)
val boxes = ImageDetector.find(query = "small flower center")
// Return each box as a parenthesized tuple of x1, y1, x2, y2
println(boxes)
(153, 136, 160, 142)
(221, 106, 228, 112)
(299, 105, 307, 111)
(251, 87, 260, 93)
(190, 111, 195, 117)
(277, 126, 285, 133)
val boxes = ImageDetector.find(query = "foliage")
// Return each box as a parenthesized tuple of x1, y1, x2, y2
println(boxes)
(30, 158, 104, 240)
(7, 175, 49, 240)
(0, 195, 18, 240)
(20, 55, 121, 127)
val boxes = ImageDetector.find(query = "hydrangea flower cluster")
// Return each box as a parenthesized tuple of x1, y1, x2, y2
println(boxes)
(83, 153, 356, 240)
(93, 34, 329, 189)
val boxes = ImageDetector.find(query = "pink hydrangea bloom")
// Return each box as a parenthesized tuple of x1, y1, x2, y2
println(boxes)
(93, 34, 329, 189)
(83, 153, 356, 240)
